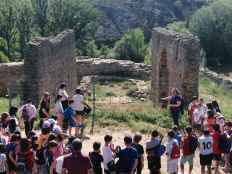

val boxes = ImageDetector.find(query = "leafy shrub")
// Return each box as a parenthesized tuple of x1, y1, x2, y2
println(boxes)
(0, 52, 9, 63)
(114, 28, 147, 63)
(189, 0, 232, 67)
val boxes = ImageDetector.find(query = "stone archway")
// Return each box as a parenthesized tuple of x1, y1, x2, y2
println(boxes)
(159, 49, 169, 107)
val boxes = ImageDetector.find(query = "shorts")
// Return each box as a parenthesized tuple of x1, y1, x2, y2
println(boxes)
(148, 156, 161, 170)
(213, 154, 221, 161)
(167, 159, 178, 174)
(200, 154, 213, 166)
(180, 154, 194, 166)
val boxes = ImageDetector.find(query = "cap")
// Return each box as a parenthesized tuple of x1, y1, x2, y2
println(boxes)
(53, 125, 62, 135)
(42, 121, 51, 129)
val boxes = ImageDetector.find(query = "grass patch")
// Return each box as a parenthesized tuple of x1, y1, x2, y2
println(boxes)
(199, 76, 232, 118)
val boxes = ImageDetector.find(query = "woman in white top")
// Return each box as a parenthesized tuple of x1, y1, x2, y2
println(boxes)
(58, 83, 69, 110)
(54, 95, 64, 127)
(71, 88, 90, 137)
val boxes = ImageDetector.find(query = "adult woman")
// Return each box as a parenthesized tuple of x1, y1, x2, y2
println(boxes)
(39, 92, 51, 127)
(54, 95, 64, 127)
(161, 88, 182, 127)
(71, 88, 90, 137)
(58, 83, 69, 110)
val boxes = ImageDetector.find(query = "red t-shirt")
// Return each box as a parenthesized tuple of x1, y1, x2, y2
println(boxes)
(182, 135, 194, 156)
(212, 132, 221, 155)
(62, 152, 92, 174)
(207, 117, 216, 133)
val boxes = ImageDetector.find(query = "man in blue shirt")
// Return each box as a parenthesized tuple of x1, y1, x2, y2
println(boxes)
(117, 136, 138, 174)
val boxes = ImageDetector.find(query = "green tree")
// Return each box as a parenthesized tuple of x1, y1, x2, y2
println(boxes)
(16, 0, 34, 58)
(114, 28, 147, 63)
(189, 0, 232, 66)
(31, 0, 48, 36)
(48, 0, 100, 55)
(0, 0, 17, 60)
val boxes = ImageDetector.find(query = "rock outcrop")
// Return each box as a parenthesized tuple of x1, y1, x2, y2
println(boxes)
(94, 0, 208, 42)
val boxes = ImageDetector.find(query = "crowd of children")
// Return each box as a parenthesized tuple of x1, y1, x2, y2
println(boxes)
(0, 84, 231, 174)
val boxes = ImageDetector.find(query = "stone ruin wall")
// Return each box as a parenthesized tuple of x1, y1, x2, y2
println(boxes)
(76, 58, 151, 83)
(0, 59, 151, 98)
(0, 62, 24, 96)
(151, 27, 200, 105)
(23, 30, 77, 106)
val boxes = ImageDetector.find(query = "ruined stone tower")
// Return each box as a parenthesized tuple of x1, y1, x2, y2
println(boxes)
(23, 30, 77, 106)
(151, 27, 200, 105)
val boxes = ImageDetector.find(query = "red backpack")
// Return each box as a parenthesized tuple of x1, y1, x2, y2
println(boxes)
(171, 142, 180, 159)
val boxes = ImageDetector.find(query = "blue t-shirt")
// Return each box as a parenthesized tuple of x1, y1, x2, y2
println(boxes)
(170, 95, 181, 114)
(117, 147, 138, 173)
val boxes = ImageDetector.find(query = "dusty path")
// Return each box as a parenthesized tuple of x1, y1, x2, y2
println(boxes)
(81, 127, 203, 174)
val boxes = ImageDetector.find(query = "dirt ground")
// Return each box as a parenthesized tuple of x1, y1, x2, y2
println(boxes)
(81, 127, 205, 174)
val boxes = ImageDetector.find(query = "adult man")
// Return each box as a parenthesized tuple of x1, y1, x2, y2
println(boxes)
(117, 136, 138, 174)
(62, 138, 93, 174)
(19, 99, 37, 137)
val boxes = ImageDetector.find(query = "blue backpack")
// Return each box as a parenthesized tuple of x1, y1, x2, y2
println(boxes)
(153, 144, 166, 157)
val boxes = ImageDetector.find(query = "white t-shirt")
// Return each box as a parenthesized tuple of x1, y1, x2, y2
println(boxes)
(58, 89, 68, 101)
(166, 138, 179, 159)
(55, 155, 64, 174)
(198, 135, 213, 155)
(192, 108, 204, 124)
(102, 145, 113, 170)
(72, 94, 84, 111)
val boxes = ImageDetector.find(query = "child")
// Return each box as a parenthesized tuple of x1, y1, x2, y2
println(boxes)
(102, 135, 114, 174)
(0, 113, 9, 134)
(180, 127, 198, 174)
(16, 138, 34, 174)
(0, 143, 8, 174)
(89, 142, 103, 174)
(6, 134, 21, 174)
(146, 130, 164, 174)
(198, 129, 213, 174)
(172, 125, 182, 145)
(211, 124, 222, 174)
(166, 130, 180, 174)
(205, 110, 216, 133)
(132, 133, 144, 174)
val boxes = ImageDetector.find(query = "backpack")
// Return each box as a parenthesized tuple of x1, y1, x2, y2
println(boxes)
(35, 147, 46, 165)
(171, 142, 180, 159)
(189, 136, 198, 154)
(218, 133, 231, 153)
(22, 106, 29, 121)
(16, 151, 34, 172)
(153, 144, 166, 157)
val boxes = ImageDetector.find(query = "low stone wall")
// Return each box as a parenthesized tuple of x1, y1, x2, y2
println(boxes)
(0, 62, 24, 96)
(76, 58, 152, 83)
(200, 68, 232, 89)
(0, 58, 152, 97)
